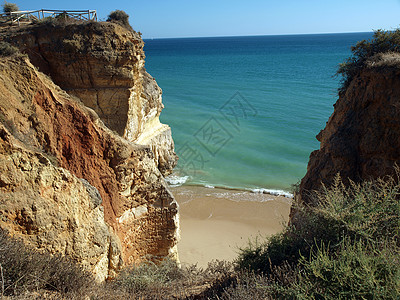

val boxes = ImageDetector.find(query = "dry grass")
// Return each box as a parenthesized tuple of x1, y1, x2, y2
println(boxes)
(366, 52, 400, 68)
(0, 229, 94, 298)
(103, 259, 235, 299)
(0, 229, 236, 299)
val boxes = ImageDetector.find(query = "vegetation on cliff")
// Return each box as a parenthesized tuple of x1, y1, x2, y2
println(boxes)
(232, 174, 400, 298)
(337, 28, 400, 91)
(0, 229, 94, 298)
(0, 41, 18, 56)
(0, 231, 234, 299)
(107, 10, 134, 31)
(1, 1, 18, 15)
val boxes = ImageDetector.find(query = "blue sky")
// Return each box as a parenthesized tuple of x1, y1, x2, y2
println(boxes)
(9, 0, 400, 38)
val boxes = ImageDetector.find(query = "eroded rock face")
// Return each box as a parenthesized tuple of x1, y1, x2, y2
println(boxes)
(0, 125, 119, 282)
(0, 56, 179, 280)
(5, 21, 177, 176)
(298, 54, 400, 206)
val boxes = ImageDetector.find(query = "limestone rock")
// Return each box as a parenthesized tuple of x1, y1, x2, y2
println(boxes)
(0, 56, 179, 280)
(5, 21, 178, 176)
(0, 120, 120, 282)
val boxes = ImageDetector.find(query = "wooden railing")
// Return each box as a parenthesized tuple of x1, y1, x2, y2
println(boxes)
(0, 9, 97, 26)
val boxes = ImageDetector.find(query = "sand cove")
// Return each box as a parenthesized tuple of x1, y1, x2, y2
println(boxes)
(171, 186, 292, 267)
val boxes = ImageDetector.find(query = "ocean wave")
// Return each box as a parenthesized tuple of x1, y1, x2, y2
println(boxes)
(251, 188, 293, 198)
(204, 184, 215, 189)
(165, 175, 189, 187)
(167, 176, 293, 199)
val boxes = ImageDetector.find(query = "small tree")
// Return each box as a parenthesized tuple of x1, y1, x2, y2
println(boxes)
(107, 10, 133, 31)
(2, 1, 19, 15)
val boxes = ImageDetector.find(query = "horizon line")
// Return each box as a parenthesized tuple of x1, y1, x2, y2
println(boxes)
(142, 30, 374, 40)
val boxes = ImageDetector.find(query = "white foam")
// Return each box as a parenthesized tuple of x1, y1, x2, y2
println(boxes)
(165, 175, 189, 187)
(204, 184, 215, 189)
(251, 188, 293, 198)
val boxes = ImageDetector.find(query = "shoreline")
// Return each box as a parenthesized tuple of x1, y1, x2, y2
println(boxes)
(171, 185, 292, 267)
(165, 175, 294, 199)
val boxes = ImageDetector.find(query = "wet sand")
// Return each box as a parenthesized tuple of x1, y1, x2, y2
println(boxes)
(171, 185, 292, 267)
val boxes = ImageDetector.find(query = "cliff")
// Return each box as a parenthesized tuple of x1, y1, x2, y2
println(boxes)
(0, 22, 179, 281)
(3, 21, 177, 175)
(298, 52, 400, 205)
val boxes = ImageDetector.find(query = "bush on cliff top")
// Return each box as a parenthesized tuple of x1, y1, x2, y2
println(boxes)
(233, 174, 400, 298)
(1, 2, 19, 15)
(337, 28, 400, 92)
(107, 10, 133, 31)
(0, 42, 19, 57)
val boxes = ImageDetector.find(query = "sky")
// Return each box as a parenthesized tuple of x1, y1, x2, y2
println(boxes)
(8, 0, 400, 38)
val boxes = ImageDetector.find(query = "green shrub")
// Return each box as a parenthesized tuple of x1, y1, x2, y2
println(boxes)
(1, 2, 18, 15)
(0, 42, 18, 57)
(106, 10, 133, 31)
(234, 174, 400, 298)
(312, 174, 400, 244)
(294, 238, 400, 299)
(230, 239, 400, 299)
(337, 28, 400, 92)
(236, 232, 303, 274)
(222, 264, 300, 300)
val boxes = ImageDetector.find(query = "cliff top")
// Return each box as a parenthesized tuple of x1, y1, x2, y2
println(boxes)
(0, 7, 136, 34)
(0, 8, 97, 27)
(0, 18, 142, 43)
(337, 28, 400, 92)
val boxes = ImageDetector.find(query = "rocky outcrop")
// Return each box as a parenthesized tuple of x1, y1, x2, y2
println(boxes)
(4, 21, 177, 175)
(0, 124, 120, 282)
(298, 52, 400, 205)
(0, 56, 179, 280)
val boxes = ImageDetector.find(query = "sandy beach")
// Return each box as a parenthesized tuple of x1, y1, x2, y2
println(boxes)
(171, 185, 292, 267)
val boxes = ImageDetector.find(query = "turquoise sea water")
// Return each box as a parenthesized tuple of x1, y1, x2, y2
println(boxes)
(144, 33, 373, 194)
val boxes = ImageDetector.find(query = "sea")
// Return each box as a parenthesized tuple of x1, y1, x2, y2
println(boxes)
(143, 32, 373, 196)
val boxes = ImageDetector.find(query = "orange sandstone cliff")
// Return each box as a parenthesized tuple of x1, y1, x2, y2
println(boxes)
(0, 22, 179, 281)
(4, 21, 177, 175)
(297, 52, 400, 206)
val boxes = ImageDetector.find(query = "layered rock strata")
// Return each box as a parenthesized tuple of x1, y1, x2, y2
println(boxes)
(4, 21, 177, 175)
(298, 53, 400, 205)
(0, 56, 179, 280)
